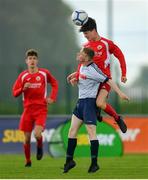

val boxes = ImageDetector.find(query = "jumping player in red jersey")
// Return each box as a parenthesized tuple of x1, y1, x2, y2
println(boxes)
(67, 17, 127, 133)
(12, 49, 58, 167)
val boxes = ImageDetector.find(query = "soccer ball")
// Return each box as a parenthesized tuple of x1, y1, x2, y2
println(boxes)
(71, 10, 88, 26)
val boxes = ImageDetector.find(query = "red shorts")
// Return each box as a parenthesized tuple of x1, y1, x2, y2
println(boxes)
(99, 82, 111, 93)
(19, 105, 47, 132)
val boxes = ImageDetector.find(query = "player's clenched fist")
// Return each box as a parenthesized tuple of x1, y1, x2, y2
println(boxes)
(121, 76, 127, 83)
(46, 97, 54, 105)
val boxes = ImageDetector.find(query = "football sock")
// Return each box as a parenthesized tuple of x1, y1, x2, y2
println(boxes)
(37, 136, 43, 148)
(24, 143, 31, 163)
(90, 140, 99, 165)
(66, 138, 77, 163)
(104, 104, 119, 121)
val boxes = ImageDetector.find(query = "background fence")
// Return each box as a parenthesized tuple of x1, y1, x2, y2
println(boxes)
(0, 64, 148, 115)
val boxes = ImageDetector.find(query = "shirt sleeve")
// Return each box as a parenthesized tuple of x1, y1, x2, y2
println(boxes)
(12, 74, 23, 97)
(75, 64, 82, 80)
(46, 70, 58, 101)
(87, 64, 109, 83)
(108, 40, 127, 77)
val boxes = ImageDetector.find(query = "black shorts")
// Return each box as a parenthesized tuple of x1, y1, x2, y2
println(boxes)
(73, 98, 97, 125)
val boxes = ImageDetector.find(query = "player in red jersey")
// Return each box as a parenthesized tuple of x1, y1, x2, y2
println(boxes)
(67, 17, 127, 133)
(12, 49, 58, 167)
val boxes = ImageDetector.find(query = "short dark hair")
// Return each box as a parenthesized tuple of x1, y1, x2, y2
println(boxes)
(79, 17, 97, 32)
(82, 47, 95, 60)
(26, 49, 38, 57)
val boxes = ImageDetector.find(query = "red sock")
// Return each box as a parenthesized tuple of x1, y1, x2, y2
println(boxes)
(37, 136, 43, 148)
(23, 143, 31, 163)
(104, 104, 119, 120)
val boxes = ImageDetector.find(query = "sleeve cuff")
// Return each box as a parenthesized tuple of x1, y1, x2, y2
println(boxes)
(103, 77, 110, 83)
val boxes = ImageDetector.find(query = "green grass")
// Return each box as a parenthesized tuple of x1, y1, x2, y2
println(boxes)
(0, 154, 148, 179)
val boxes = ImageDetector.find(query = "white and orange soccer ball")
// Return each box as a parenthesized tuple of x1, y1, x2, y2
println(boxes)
(71, 10, 88, 26)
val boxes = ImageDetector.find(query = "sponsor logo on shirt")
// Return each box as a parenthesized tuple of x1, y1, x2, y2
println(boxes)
(26, 78, 31, 81)
(29, 83, 42, 88)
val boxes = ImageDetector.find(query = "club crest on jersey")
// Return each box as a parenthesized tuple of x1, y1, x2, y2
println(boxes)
(97, 45, 102, 50)
(36, 76, 41, 81)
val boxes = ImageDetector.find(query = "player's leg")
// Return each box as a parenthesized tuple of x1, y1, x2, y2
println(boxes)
(84, 99, 99, 173)
(85, 124, 99, 173)
(34, 125, 44, 160)
(19, 109, 33, 167)
(24, 132, 32, 167)
(34, 107, 47, 160)
(67, 114, 83, 160)
(96, 87, 127, 133)
(63, 114, 83, 173)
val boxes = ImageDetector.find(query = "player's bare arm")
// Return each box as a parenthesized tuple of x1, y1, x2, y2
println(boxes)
(107, 79, 129, 101)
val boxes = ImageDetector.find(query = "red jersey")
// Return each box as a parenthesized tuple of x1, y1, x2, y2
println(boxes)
(83, 37, 126, 78)
(12, 68, 58, 108)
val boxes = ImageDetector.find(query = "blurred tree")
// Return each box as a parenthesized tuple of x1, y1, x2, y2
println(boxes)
(0, 0, 79, 114)
(0, 0, 78, 66)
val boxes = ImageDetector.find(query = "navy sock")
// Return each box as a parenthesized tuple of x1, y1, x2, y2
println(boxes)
(66, 138, 77, 163)
(90, 140, 99, 165)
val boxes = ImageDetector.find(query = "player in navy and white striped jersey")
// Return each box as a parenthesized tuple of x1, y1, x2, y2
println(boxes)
(63, 48, 129, 173)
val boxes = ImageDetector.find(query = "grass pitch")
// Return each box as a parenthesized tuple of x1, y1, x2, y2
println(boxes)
(0, 154, 148, 179)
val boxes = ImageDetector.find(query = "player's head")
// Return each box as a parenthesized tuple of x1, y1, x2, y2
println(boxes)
(82, 47, 95, 60)
(79, 17, 98, 41)
(77, 47, 94, 64)
(26, 49, 38, 58)
(80, 17, 97, 32)
(25, 49, 38, 69)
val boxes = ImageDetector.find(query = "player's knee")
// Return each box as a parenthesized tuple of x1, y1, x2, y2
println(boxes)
(87, 126, 96, 140)
(34, 131, 42, 140)
(88, 131, 96, 140)
(24, 133, 31, 144)
(96, 100, 105, 109)
(68, 127, 77, 138)
(24, 138, 31, 144)
(88, 132, 96, 140)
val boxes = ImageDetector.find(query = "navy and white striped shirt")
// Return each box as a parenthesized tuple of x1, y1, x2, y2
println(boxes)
(78, 62, 109, 99)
